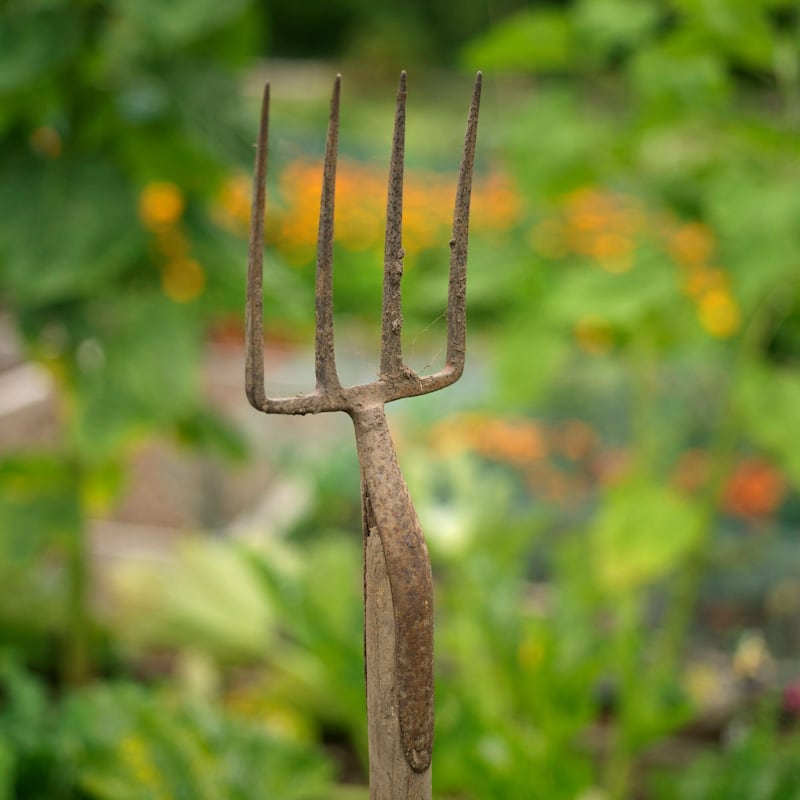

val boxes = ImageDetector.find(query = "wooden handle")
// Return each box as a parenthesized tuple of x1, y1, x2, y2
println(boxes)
(354, 405, 434, 795)
(365, 521, 432, 799)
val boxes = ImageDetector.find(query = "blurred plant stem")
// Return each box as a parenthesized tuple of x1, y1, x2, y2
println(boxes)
(605, 595, 641, 800)
(774, 18, 800, 123)
(64, 457, 91, 687)
(629, 335, 661, 478)
(640, 284, 797, 732)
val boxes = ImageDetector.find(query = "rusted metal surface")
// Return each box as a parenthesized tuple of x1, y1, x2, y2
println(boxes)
(245, 71, 481, 793)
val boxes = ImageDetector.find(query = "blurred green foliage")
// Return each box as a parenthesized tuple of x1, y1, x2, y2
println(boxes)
(656, 728, 800, 799)
(0, 0, 258, 453)
(264, 0, 524, 65)
(0, 655, 336, 800)
(0, 0, 258, 683)
(2, 0, 800, 798)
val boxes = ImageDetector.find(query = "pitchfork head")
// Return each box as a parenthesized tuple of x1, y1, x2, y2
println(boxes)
(245, 72, 482, 416)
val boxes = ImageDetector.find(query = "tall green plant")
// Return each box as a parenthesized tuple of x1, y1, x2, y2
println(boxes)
(0, 0, 260, 682)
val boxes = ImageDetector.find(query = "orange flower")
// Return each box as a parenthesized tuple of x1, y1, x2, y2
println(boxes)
(558, 186, 646, 267)
(473, 418, 547, 464)
(682, 266, 727, 299)
(473, 172, 524, 231)
(724, 458, 786, 518)
(590, 232, 636, 274)
(139, 182, 185, 230)
(669, 222, 715, 267)
(267, 157, 522, 261)
(430, 413, 547, 464)
(564, 187, 617, 231)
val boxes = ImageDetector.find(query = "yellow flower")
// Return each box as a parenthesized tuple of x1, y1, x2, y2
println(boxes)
(697, 288, 740, 338)
(162, 258, 206, 303)
(214, 174, 252, 231)
(139, 181, 185, 230)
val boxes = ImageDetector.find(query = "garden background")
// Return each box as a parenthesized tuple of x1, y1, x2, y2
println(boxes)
(2, 0, 800, 797)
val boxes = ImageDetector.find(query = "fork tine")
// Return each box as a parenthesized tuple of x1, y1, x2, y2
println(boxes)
(245, 81, 270, 410)
(380, 71, 407, 377)
(315, 75, 342, 391)
(444, 71, 482, 378)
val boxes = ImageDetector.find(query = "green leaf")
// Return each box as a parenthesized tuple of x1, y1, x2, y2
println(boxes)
(591, 482, 702, 593)
(495, 323, 570, 406)
(58, 683, 334, 800)
(0, 454, 80, 560)
(113, 0, 252, 51)
(0, 455, 81, 631)
(668, 0, 776, 70)
(68, 292, 202, 459)
(461, 9, 574, 73)
(705, 166, 800, 308)
(0, 156, 143, 309)
(496, 90, 610, 198)
(110, 539, 277, 659)
(175, 408, 248, 461)
(0, 8, 80, 92)
(734, 363, 800, 487)
(0, 739, 13, 800)
(628, 36, 730, 113)
(573, 0, 661, 61)
(546, 261, 677, 332)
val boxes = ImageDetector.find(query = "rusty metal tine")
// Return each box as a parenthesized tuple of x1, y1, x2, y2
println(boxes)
(315, 75, 342, 392)
(245, 81, 270, 411)
(444, 71, 482, 377)
(380, 71, 407, 378)
(406, 71, 481, 399)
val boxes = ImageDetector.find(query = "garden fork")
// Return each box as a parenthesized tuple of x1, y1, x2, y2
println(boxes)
(245, 71, 481, 799)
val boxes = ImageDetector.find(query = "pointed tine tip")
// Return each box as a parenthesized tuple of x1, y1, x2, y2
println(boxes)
(257, 81, 270, 137)
(397, 72, 407, 107)
(397, 71, 407, 102)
